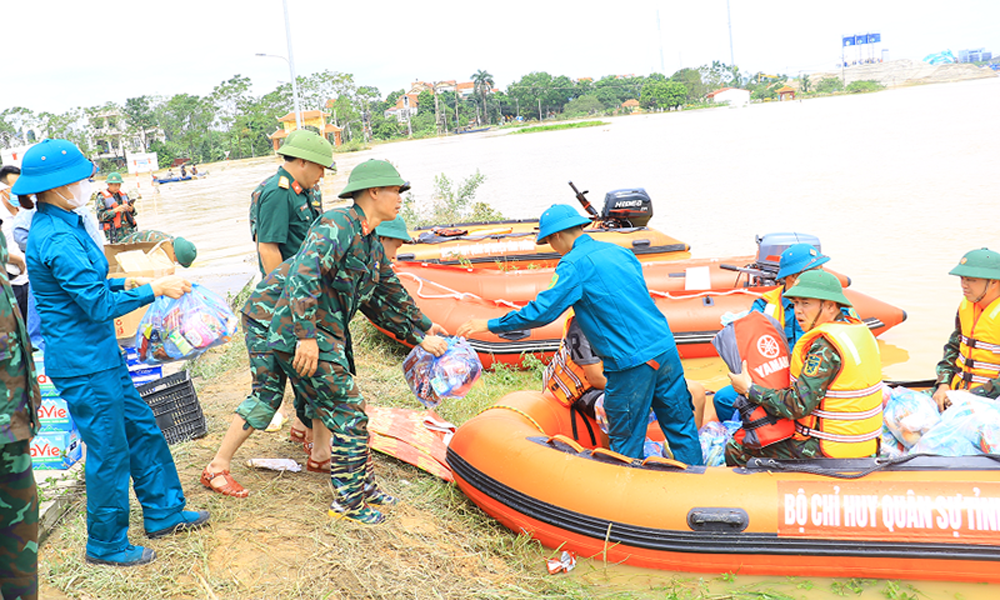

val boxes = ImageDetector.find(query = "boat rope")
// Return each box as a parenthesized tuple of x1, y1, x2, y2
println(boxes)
(476, 404, 546, 434)
(397, 272, 523, 309)
(745, 453, 1000, 479)
(648, 288, 765, 301)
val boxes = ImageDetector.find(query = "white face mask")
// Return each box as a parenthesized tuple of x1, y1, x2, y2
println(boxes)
(56, 180, 92, 209)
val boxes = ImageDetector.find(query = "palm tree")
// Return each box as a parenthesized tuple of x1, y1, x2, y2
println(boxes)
(471, 70, 494, 126)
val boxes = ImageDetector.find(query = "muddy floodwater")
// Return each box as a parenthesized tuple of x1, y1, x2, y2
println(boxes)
(134, 77, 999, 598)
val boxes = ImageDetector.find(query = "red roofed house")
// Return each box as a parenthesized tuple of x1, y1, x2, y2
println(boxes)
(776, 85, 796, 101)
(706, 87, 751, 107)
(621, 99, 641, 113)
(384, 94, 420, 122)
(268, 110, 343, 151)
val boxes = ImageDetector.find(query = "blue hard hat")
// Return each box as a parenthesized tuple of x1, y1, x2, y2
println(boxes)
(10, 139, 94, 195)
(536, 204, 591, 243)
(775, 243, 830, 280)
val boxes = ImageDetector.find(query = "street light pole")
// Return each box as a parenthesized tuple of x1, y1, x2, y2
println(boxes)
(281, 0, 303, 128)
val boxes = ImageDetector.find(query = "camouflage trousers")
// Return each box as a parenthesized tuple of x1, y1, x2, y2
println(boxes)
(103, 222, 138, 244)
(274, 351, 377, 514)
(725, 436, 822, 467)
(0, 440, 37, 600)
(234, 319, 312, 430)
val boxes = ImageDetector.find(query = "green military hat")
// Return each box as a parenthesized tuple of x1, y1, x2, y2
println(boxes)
(106, 172, 124, 184)
(338, 159, 410, 199)
(172, 237, 198, 268)
(278, 129, 335, 169)
(949, 248, 1000, 280)
(783, 269, 852, 307)
(375, 215, 411, 242)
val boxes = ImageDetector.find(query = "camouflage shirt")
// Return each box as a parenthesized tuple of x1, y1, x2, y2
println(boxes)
(242, 260, 291, 325)
(268, 205, 432, 370)
(0, 233, 40, 445)
(749, 336, 843, 420)
(91, 189, 137, 243)
(118, 230, 173, 244)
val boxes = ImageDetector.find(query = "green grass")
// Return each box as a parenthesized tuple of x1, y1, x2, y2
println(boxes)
(511, 120, 608, 135)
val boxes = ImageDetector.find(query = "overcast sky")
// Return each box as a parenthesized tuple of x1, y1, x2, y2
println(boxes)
(5, 0, 998, 114)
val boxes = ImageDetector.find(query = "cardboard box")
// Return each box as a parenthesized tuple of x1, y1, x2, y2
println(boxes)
(104, 242, 176, 340)
(37, 396, 72, 432)
(32, 352, 60, 398)
(30, 425, 83, 470)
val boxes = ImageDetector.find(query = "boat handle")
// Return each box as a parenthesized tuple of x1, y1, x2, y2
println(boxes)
(640, 456, 688, 470)
(686, 508, 749, 532)
(590, 447, 637, 465)
(702, 296, 715, 307)
(545, 435, 584, 454)
(497, 330, 530, 341)
(631, 239, 651, 248)
(396, 253, 416, 261)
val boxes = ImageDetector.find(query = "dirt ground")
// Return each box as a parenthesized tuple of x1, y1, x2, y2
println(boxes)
(36, 363, 576, 600)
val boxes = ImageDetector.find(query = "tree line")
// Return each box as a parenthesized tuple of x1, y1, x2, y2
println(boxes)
(0, 62, 818, 167)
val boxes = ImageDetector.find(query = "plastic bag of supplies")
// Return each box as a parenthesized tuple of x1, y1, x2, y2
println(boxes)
(882, 386, 940, 448)
(403, 336, 483, 408)
(699, 419, 742, 467)
(135, 283, 239, 364)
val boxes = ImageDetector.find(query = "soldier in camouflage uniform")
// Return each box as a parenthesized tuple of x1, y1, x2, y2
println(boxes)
(0, 227, 41, 600)
(269, 159, 448, 525)
(725, 271, 882, 466)
(116, 230, 198, 268)
(92, 172, 137, 244)
(201, 260, 320, 497)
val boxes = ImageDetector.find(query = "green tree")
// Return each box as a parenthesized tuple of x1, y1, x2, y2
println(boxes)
(1, 107, 36, 146)
(669, 68, 707, 103)
(472, 69, 494, 126)
(815, 77, 844, 94)
(799, 74, 812, 94)
(210, 75, 253, 158)
(846, 79, 885, 94)
(562, 94, 605, 117)
(123, 96, 157, 152)
(155, 93, 215, 162)
(640, 75, 687, 110)
(416, 90, 435, 117)
(37, 109, 87, 151)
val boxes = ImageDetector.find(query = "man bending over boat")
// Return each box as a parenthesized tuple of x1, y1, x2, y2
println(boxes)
(458, 204, 703, 465)
(725, 271, 882, 466)
(933, 248, 1000, 409)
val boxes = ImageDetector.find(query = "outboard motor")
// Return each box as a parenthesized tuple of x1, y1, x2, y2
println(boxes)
(721, 232, 823, 287)
(601, 188, 653, 228)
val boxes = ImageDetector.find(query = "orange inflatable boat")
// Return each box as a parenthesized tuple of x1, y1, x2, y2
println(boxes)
(449, 390, 1000, 583)
(388, 265, 905, 368)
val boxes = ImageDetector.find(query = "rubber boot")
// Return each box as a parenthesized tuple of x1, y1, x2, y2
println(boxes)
(327, 433, 384, 525)
(363, 453, 398, 507)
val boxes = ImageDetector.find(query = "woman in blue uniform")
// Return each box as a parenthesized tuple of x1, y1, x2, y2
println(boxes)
(12, 140, 209, 567)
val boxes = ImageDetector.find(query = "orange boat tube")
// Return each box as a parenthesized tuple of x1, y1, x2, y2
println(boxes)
(449, 390, 1000, 583)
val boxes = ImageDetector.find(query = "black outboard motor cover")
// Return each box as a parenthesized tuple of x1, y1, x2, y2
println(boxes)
(601, 188, 653, 227)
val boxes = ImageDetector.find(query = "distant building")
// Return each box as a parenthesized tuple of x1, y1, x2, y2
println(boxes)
(775, 85, 796, 101)
(621, 99, 641, 113)
(385, 94, 420, 122)
(958, 48, 992, 63)
(706, 87, 751, 107)
(85, 109, 163, 161)
(268, 110, 343, 151)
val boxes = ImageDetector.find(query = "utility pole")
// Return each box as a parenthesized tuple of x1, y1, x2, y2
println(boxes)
(538, 98, 542, 121)
(657, 10, 665, 74)
(282, 0, 303, 128)
(726, 0, 735, 71)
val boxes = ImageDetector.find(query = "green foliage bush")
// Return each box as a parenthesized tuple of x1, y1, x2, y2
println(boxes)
(846, 79, 886, 94)
(399, 171, 503, 228)
(815, 78, 845, 94)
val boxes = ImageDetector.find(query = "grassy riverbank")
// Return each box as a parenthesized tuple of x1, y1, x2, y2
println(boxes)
(511, 120, 608, 135)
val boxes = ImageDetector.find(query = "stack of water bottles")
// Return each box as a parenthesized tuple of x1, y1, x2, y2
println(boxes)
(30, 352, 83, 470)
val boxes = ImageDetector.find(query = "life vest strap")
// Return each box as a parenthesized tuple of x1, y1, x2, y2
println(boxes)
(795, 423, 880, 443)
(811, 404, 882, 421)
(960, 334, 1000, 353)
(957, 354, 1000, 373)
(824, 381, 884, 399)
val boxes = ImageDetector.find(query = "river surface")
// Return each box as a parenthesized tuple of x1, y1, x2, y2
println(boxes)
(136, 77, 1000, 598)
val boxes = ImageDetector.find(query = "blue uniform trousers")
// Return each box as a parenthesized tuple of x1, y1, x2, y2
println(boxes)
(603, 348, 704, 465)
(713, 385, 740, 422)
(51, 357, 187, 559)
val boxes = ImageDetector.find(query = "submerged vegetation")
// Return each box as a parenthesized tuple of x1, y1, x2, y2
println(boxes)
(511, 120, 608, 135)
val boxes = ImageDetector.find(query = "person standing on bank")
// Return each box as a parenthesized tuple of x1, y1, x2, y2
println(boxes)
(0, 217, 41, 599)
(251, 129, 332, 443)
(457, 204, 703, 465)
(269, 159, 449, 525)
(93, 172, 137, 244)
(14, 140, 209, 567)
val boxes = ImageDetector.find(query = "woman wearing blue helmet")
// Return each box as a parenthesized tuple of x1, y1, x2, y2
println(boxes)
(12, 140, 209, 567)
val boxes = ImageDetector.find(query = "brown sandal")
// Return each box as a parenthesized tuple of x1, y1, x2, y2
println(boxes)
(201, 467, 249, 498)
(290, 427, 307, 444)
(306, 457, 331, 474)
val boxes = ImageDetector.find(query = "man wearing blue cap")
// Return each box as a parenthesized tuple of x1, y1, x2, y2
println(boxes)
(458, 204, 703, 464)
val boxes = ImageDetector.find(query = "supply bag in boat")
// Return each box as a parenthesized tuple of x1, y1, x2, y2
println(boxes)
(883, 386, 940, 448)
(135, 283, 239, 364)
(404, 336, 483, 408)
(713, 311, 795, 450)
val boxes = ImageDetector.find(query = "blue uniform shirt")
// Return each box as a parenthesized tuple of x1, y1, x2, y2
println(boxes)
(27, 202, 154, 377)
(488, 234, 677, 372)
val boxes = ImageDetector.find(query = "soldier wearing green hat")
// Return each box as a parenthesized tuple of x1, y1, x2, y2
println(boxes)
(250, 129, 334, 277)
(375, 215, 411, 262)
(268, 159, 448, 525)
(934, 248, 1000, 409)
(117, 230, 198, 268)
(726, 269, 883, 465)
(92, 171, 138, 243)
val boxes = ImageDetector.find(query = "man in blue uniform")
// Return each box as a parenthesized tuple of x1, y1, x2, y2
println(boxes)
(457, 204, 703, 464)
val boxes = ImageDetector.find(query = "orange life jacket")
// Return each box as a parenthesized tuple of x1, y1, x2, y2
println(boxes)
(100, 189, 124, 231)
(950, 297, 1000, 390)
(790, 318, 883, 458)
(542, 316, 592, 407)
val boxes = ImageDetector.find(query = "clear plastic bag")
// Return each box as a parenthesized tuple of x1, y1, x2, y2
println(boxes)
(403, 336, 483, 408)
(909, 412, 982, 456)
(880, 425, 906, 459)
(134, 283, 239, 364)
(699, 419, 742, 467)
(883, 386, 940, 448)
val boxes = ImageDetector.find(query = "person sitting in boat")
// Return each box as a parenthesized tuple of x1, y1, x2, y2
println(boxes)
(457, 204, 703, 465)
(725, 270, 882, 466)
(375, 215, 411, 262)
(933, 248, 1000, 409)
(91, 172, 138, 244)
(543, 311, 713, 435)
(713, 243, 853, 422)
(180, 163, 187, 178)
